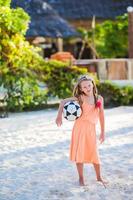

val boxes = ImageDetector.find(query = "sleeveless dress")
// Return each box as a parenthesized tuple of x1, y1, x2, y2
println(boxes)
(70, 101, 100, 164)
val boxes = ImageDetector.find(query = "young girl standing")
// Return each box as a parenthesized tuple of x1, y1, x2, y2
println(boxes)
(56, 75, 107, 187)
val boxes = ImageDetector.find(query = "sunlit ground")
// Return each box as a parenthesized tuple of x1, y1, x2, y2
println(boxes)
(0, 106, 133, 200)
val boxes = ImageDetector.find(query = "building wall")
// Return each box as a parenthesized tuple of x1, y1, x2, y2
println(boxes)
(68, 19, 104, 29)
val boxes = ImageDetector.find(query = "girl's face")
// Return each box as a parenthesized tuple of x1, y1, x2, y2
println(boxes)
(80, 80, 93, 95)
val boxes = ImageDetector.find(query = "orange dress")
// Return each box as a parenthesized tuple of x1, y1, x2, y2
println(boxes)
(70, 102, 100, 164)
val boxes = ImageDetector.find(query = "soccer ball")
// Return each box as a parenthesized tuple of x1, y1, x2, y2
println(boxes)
(63, 101, 82, 121)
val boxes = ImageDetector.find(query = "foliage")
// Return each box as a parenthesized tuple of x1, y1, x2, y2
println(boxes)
(97, 81, 133, 107)
(0, 2, 48, 111)
(4, 77, 47, 112)
(33, 59, 87, 98)
(77, 14, 128, 58)
(0, 7, 30, 36)
(0, 0, 11, 7)
(95, 14, 128, 58)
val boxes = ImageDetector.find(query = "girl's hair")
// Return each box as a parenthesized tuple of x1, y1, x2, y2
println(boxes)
(73, 75, 98, 106)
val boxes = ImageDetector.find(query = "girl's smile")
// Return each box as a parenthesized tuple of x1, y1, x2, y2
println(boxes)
(80, 80, 93, 95)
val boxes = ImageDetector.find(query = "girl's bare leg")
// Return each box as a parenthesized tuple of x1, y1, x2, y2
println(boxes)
(93, 163, 108, 188)
(76, 163, 85, 186)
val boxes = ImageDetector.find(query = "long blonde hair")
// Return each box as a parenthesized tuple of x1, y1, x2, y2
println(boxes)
(73, 75, 98, 106)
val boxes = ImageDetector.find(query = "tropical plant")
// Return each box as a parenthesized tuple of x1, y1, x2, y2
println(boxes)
(77, 14, 128, 58)
(97, 81, 133, 107)
(95, 14, 128, 58)
(0, 1, 47, 111)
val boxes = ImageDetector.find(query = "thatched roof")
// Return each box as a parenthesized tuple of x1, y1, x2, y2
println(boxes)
(11, 0, 133, 37)
(44, 0, 133, 19)
(11, 0, 79, 38)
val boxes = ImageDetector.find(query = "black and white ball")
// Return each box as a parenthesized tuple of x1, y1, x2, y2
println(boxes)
(63, 101, 82, 121)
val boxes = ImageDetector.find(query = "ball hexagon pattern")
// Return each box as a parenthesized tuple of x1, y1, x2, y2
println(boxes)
(63, 101, 82, 121)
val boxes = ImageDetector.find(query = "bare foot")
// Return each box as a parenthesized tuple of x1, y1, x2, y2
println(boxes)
(97, 177, 108, 188)
(79, 178, 85, 186)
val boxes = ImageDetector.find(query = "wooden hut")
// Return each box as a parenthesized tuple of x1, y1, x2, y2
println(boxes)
(12, 0, 133, 56)
(11, 0, 79, 57)
(11, 0, 133, 80)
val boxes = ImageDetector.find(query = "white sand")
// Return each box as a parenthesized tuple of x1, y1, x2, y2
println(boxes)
(0, 106, 133, 200)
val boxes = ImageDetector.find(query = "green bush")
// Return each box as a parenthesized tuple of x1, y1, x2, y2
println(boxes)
(77, 14, 128, 58)
(0, 59, 87, 111)
(5, 77, 47, 112)
(39, 60, 87, 98)
(97, 81, 133, 107)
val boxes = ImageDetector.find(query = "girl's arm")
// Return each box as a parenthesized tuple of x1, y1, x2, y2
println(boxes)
(55, 97, 78, 126)
(99, 96, 105, 143)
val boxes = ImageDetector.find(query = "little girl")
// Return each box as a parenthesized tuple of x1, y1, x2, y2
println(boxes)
(56, 75, 107, 187)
